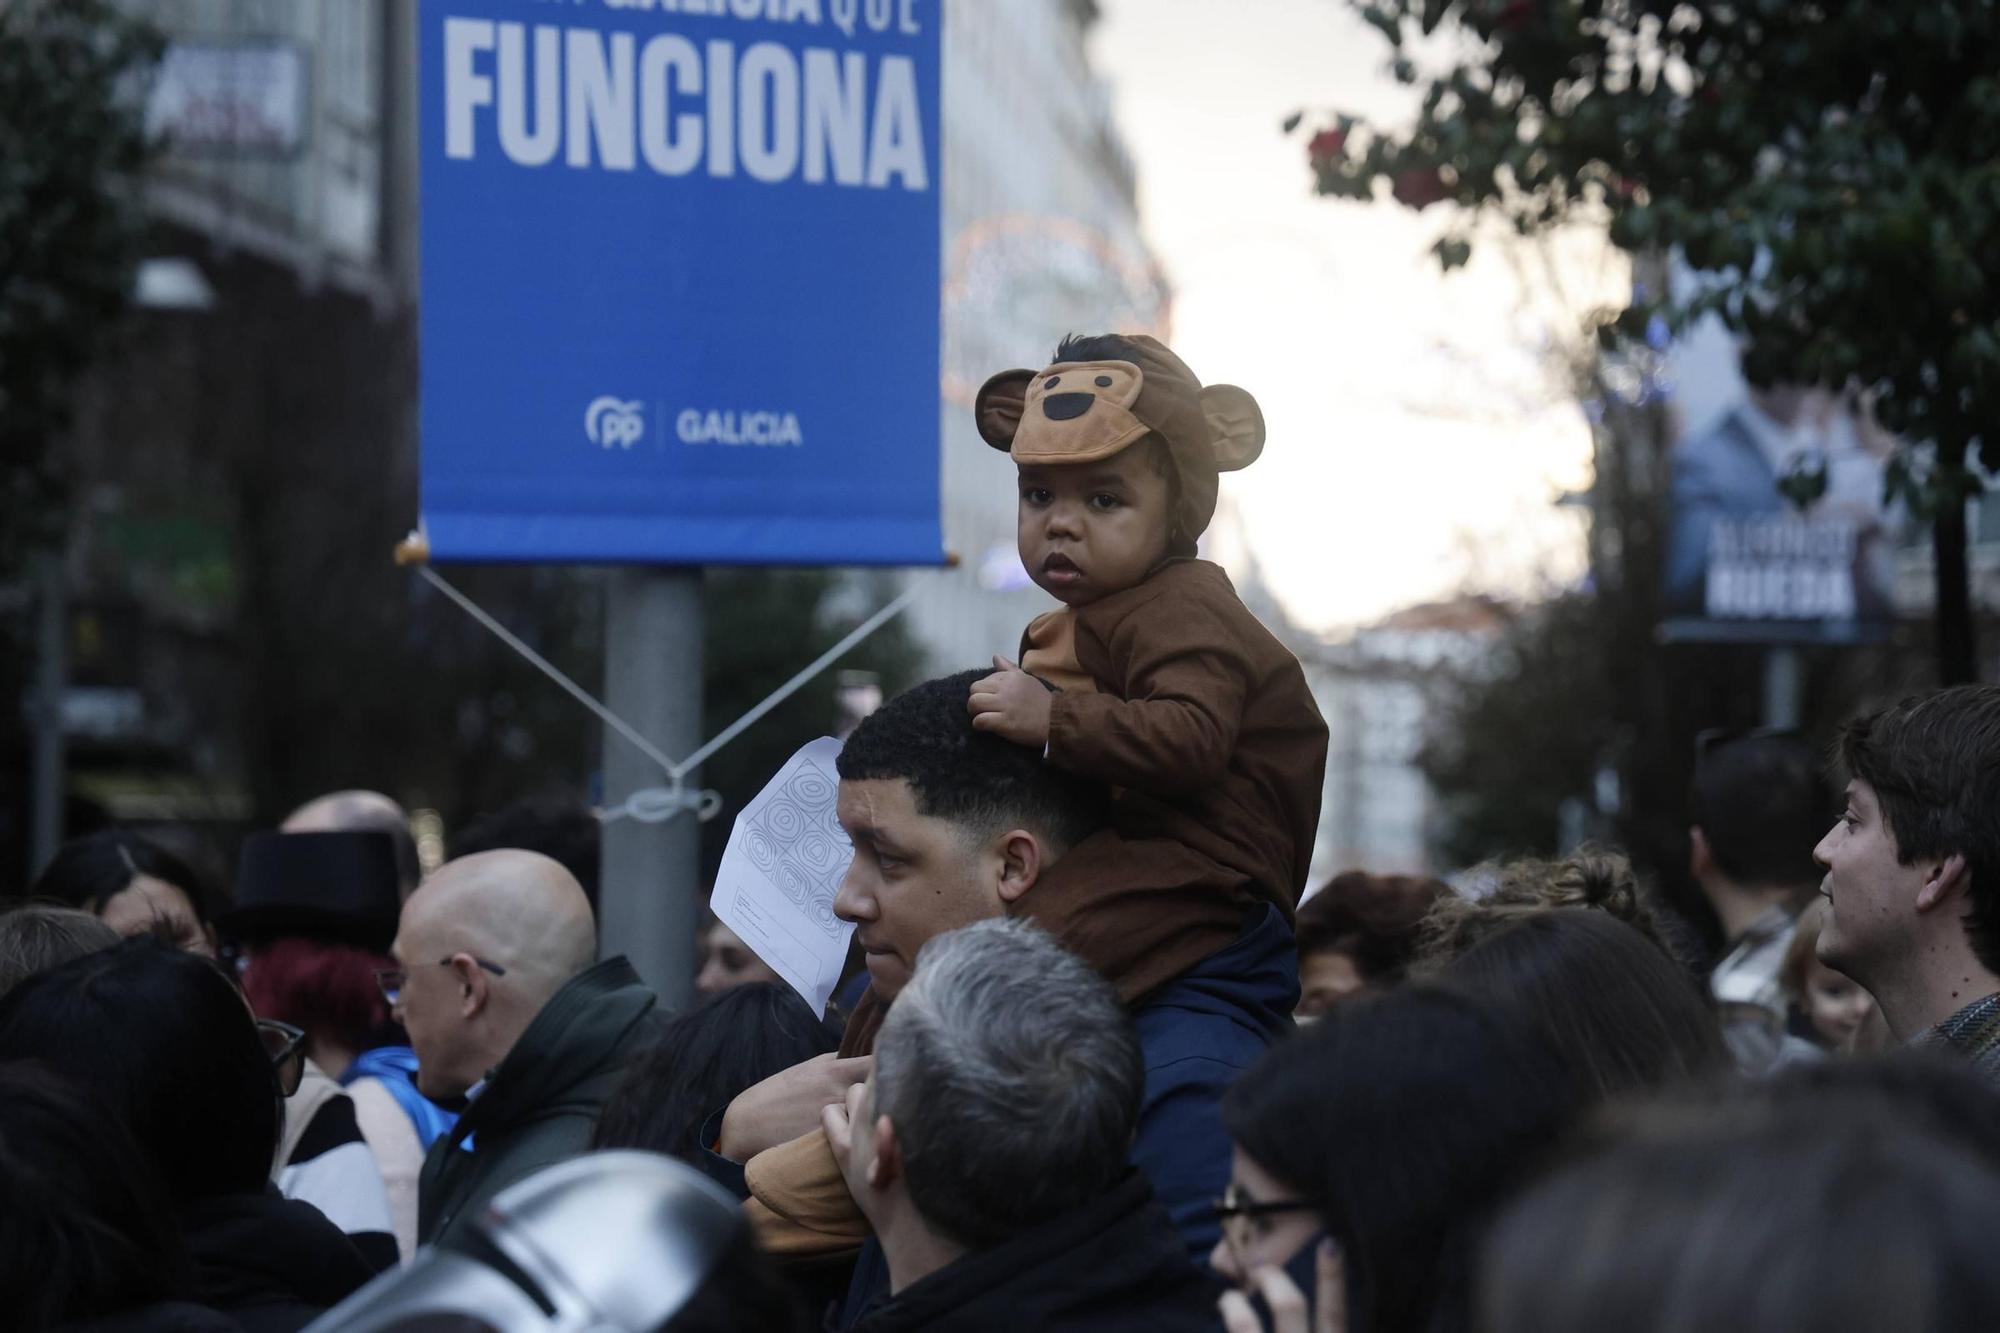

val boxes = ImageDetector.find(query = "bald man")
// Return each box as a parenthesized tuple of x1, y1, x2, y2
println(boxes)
(394, 850, 657, 1250)
(284, 788, 423, 898)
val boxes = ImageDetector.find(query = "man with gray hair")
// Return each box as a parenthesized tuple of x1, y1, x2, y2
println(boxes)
(823, 918, 1214, 1330)
(0, 904, 117, 999)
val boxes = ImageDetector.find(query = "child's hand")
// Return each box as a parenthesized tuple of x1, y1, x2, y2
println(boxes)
(968, 656, 1053, 747)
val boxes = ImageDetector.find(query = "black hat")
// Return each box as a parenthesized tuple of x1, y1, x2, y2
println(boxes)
(227, 830, 403, 953)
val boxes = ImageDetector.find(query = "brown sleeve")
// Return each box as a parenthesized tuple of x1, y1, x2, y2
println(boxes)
(743, 1127, 872, 1256)
(1045, 593, 1249, 795)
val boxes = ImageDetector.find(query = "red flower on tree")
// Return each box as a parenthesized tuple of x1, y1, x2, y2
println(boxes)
(1307, 127, 1348, 163)
(1392, 167, 1450, 209)
(1496, 0, 1534, 32)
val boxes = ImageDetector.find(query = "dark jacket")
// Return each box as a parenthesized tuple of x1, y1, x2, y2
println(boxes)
(180, 1189, 384, 1333)
(1131, 901, 1297, 1259)
(843, 1172, 1217, 1333)
(57, 1305, 242, 1333)
(418, 957, 657, 1250)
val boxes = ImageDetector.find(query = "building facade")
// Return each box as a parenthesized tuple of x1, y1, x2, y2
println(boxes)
(1301, 597, 1505, 885)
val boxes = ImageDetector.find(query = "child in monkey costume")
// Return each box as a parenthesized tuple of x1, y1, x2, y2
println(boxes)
(967, 332, 1329, 1001)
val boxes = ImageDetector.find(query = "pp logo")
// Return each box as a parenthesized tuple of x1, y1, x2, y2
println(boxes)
(585, 396, 645, 449)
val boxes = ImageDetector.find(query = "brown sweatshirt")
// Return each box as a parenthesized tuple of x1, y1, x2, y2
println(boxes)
(1020, 557, 1329, 1000)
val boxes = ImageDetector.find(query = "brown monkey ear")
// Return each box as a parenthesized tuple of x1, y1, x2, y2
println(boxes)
(974, 369, 1035, 450)
(1201, 384, 1265, 471)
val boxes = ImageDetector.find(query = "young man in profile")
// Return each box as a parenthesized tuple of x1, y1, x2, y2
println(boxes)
(1815, 686, 2000, 1078)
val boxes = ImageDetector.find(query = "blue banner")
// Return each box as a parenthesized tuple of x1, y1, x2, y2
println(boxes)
(418, 0, 943, 565)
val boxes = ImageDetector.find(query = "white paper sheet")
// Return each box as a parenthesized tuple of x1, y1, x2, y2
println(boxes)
(709, 736, 855, 1015)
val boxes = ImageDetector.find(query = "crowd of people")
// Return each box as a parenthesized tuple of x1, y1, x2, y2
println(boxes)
(7, 673, 2000, 1332)
(8, 333, 2000, 1330)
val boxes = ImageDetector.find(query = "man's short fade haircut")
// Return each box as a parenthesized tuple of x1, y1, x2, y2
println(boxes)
(836, 670, 1108, 853)
(872, 919, 1144, 1249)
(1838, 685, 2000, 974)
(1690, 733, 1830, 889)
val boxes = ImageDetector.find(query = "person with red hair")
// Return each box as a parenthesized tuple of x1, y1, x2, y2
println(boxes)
(232, 830, 449, 1264)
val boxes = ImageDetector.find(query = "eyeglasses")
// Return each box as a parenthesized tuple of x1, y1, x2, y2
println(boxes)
(257, 1019, 307, 1098)
(1213, 1181, 1317, 1253)
(374, 956, 507, 1007)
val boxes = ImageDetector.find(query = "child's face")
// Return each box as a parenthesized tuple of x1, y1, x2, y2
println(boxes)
(1017, 444, 1174, 607)
(1803, 955, 1875, 1050)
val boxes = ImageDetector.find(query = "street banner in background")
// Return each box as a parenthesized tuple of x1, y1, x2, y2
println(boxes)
(417, 0, 943, 565)
(1658, 313, 1911, 643)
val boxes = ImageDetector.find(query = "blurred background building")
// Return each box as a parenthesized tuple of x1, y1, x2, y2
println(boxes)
(27, 1, 418, 874)
(1304, 596, 1504, 883)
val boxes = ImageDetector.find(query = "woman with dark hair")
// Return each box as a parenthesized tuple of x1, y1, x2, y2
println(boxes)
(26, 827, 219, 957)
(0, 1060, 236, 1332)
(1480, 1057, 2000, 1333)
(1211, 987, 1582, 1333)
(1294, 872, 1451, 1018)
(592, 984, 844, 1319)
(595, 982, 841, 1161)
(1439, 909, 1730, 1101)
(0, 937, 384, 1332)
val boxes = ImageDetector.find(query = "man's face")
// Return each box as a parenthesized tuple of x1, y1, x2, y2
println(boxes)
(1814, 778, 1925, 982)
(389, 911, 467, 1100)
(1017, 446, 1174, 607)
(832, 778, 1005, 998)
(1295, 948, 1367, 1020)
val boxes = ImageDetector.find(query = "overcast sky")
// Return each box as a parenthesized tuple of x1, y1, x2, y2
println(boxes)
(1091, 0, 1623, 633)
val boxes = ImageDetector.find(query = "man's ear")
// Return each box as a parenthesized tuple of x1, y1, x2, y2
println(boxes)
(1200, 384, 1265, 472)
(993, 829, 1045, 905)
(451, 953, 492, 1020)
(1688, 826, 1713, 881)
(868, 1115, 901, 1191)
(1916, 853, 1971, 914)
(975, 369, 1034, 451)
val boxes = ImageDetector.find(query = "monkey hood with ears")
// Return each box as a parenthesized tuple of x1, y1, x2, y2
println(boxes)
(973, 334, 1266, 558)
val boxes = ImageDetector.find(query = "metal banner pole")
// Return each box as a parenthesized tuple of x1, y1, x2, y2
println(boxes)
(600, 567, 704, 1008)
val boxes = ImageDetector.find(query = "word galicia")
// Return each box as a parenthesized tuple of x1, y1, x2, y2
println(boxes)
(678, 409, 805, 445)
(442, 20, 929, 190)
